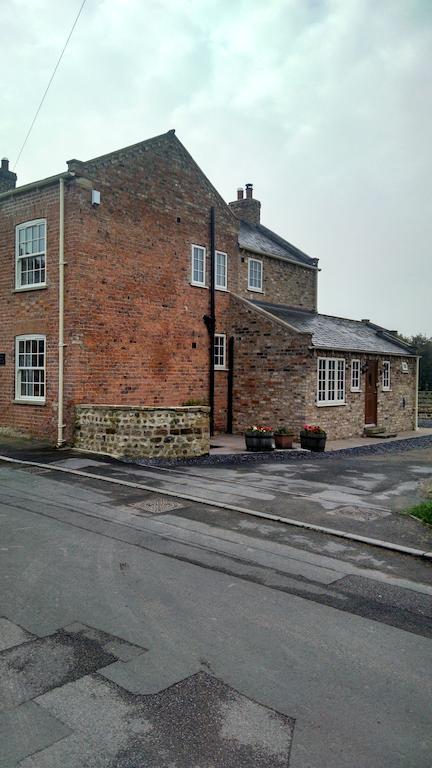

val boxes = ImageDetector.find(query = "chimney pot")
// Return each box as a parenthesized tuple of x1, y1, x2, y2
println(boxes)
(245, 183, 253, 199)
(237, 187, 244, 200)
(0, 156, 17, 192)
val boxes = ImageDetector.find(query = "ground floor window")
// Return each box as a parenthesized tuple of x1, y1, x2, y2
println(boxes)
(214, 334, 226, 369)
(317, 357, 345, 404)
(382, 360, 391, 390)
(351, 359, 361, 391)
(15, 335, 46, 402)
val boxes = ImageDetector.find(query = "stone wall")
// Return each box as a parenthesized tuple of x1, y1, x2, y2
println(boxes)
(235, 249, 317, 310)
(419, 392, 432, 419)
(304, 352, 417, 439)
(74, 405, 210, 458)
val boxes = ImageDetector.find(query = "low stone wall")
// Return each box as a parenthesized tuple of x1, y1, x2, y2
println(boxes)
(419, 392, 432, 419)
(74, 405, 210, 459)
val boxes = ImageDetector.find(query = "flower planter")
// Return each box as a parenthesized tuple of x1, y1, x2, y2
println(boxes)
(300, 431, 326, 452)
(245, 432, 275, 452)
(274, 434, 294, 450)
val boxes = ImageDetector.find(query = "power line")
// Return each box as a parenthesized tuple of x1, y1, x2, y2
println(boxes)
(13, 0, 87, 170)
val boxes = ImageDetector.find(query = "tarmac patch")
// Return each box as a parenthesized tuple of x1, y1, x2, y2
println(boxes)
(20, 672, 295, 767)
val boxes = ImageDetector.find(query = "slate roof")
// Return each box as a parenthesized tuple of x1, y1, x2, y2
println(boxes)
(239, 221, 318, 269)
(251, 301, 416, 356)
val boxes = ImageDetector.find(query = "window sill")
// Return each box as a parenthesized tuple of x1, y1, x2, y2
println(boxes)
(214, 366, 227, 372)
(215, 286, 228, 292)
(13, 284, 47, 293)
(247, 286, 263, 293)
(382, 388, 392, 392)
(316, 401, 346, 407)
(350, 388, 361, 393)
(13, 399, 46, 406)
(190, 281, 207, 289)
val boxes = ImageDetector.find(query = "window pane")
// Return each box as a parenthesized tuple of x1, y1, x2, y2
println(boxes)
(193, 247, 204, 283)
(337, 360, 345, 400)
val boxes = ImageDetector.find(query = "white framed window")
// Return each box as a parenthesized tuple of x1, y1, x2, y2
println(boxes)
(215, 251, 227, 290)
(248, 257, 263, 292)
(351, 359, 361, 391)
(317, 357, 345, 405)
(15, 335, 46, 402)
(191, 244, 206, 286)
(214, 334, 226, 369)
(16, 219, 46, 289)
(382, 360, 391, 391)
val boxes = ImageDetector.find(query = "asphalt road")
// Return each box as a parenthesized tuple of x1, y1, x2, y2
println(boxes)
(1, 457, 432, 767)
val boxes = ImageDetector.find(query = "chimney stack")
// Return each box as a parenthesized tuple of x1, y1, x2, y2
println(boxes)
(0, 158, 17, 193)
(229, 183, 261, 226)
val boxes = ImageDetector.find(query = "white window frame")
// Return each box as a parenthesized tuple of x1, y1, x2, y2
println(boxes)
(351, 359, 361, 392)
(382, 360, 391, 391)
(15, 334, 46, 403)
(15, 219, 47, 290)
(191, 244, 206, 287)
(247, 257, 263, 292)
(215, 251, 227, 291)
(317, 357, 345, 406)
(214, 334, 226, 370)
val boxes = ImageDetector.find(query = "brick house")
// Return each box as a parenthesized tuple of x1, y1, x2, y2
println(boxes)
(0, 131, 418, 451)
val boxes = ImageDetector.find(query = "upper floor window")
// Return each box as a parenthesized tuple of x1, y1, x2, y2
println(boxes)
(248, 257, 263, 292)
(214, 334, 226, 369)
(317, 357, 345, 405)
(191, 244, 206, 286)
(382, 360, 391, 391)
(215, 251, 227, 290)
(15, 335, 46, 402)
(351, 359, 361, 391)
(16, 220, 46, 289)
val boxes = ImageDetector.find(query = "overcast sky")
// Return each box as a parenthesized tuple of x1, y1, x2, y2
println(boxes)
(1, 0, 431, 336)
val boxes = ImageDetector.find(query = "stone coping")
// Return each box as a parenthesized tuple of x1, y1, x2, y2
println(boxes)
(75, 405, 210, 413)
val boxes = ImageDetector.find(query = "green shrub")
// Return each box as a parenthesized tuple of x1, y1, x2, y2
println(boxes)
(405, 501, 432, 525)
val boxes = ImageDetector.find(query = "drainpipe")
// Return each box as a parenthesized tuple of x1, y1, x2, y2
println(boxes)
(57, 178, 65, 447)
(415, 356, 420, 431)
(209, 206, 216, 436)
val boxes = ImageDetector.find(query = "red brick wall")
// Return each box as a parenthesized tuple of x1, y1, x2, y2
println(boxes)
(228, 296, 312, 434)
(62, 134, 239, 441)
(0, 135, 240, 442)
(0, 184, 61, 439)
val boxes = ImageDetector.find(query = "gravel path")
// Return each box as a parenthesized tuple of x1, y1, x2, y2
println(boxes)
(130, 434, 432, 468)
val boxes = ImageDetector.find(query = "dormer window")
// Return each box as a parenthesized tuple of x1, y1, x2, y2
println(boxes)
(16, 219, 46, 289)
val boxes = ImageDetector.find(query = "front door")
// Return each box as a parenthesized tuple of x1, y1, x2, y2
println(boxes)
(364, 360, 378, 425)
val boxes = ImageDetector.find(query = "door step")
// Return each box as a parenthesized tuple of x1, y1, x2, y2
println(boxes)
(363, 426, 398, 439)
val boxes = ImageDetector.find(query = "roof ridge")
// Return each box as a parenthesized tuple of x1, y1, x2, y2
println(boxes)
(256, 223, 317, 266)
(67, 129, 176, 167)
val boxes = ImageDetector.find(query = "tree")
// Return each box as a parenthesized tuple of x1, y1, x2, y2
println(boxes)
(404, 335, 432, 391)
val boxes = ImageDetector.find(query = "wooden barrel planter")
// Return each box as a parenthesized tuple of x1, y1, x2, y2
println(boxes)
(300, 430, 327, 452)
(245, 431, 275, 452)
